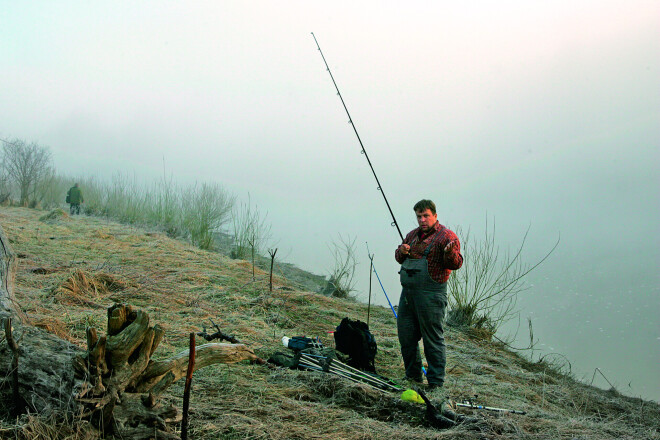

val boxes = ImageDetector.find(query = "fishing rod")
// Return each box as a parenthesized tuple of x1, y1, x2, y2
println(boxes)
(300, 353, 402, 392)
(454, 399, 526, 415)
(311, 32, 404, 241)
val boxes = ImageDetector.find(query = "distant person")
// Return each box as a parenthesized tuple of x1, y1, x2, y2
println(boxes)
(395, 199, 463, 391)
(66, 183, 84, 215)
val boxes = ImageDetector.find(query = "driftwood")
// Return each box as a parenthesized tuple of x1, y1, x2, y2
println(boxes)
(0, 224, 259, 438)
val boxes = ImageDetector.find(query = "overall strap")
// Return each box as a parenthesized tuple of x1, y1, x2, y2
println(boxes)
(422, 227, 444, 258)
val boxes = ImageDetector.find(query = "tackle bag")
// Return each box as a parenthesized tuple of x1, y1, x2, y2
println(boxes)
(282, 336, 322, 351)
(334, 317, 377, 372)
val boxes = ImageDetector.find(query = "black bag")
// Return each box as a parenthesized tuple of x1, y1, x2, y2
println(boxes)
(285, 336, 317, 351)
(66, 193, 70, 203)
(334, 317, 377, 372)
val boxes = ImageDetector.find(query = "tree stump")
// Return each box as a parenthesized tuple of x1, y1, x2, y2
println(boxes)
(0, 224, 259, 438)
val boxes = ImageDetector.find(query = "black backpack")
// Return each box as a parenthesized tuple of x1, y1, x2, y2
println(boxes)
(334, 317, 377, 372)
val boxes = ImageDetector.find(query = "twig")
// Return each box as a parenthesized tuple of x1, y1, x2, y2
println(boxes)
(590, 367, 616, 390)
(196, 318, 241, 344)
(538, 352, 572, 374)
(492, 317, 538, 351)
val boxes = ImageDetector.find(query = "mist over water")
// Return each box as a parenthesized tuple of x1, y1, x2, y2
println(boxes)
(2, 0, 658, 402)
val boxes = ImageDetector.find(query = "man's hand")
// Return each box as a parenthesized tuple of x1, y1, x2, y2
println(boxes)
(399, 244, 411, 255)
(444, 241, 455, 253)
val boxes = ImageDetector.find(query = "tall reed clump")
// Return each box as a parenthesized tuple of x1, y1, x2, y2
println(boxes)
(230, 196, 271, 259)
(181, 182, 235, 249)
(140, 174, 181, 237)
(46, 173, 235, 250)
(35, 173, 71, 209)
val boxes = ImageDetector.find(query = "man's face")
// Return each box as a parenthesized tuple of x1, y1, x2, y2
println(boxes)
(416, 209, 437, 232)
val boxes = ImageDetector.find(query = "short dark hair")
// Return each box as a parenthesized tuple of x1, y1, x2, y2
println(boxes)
(413, 199, 436, 214)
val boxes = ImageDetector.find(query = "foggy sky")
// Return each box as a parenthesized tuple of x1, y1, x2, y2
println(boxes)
(2, 1, 659, 401)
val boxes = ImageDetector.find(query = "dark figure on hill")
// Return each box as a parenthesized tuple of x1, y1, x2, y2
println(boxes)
(66, 183, 84, 215)
(395, 199, 463, 390)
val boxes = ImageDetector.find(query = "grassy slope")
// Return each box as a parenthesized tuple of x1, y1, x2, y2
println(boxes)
(1, 207, 658, 440)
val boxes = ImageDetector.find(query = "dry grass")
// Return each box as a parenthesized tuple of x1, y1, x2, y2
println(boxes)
(38, 208, 69, 223)
(1, 206, 658, 440)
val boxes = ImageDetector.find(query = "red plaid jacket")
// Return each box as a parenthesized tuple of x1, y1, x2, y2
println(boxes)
(395, 221, 463, 284)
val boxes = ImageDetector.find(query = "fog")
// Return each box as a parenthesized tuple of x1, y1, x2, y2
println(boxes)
(2, 1, 658, 401)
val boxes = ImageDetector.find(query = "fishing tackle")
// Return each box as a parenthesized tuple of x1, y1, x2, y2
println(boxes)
(454, 397, 526, 415)
(311, 32, 403, 241)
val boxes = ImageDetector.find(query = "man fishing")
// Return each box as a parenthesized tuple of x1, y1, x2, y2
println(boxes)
(395, 199, 463, 390)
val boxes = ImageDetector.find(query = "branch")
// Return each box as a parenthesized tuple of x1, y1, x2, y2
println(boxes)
(136, 343, 258, 393)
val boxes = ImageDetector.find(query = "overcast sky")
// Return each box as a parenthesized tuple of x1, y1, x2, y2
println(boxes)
(2, 1, 659, 400)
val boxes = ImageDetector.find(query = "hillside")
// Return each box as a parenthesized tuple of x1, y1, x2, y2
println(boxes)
(0, 207, 658, 440)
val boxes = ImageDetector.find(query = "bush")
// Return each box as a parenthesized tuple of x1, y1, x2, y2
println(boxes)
(35, 173, 70, 209)
(321, 234, 357, 298)
(182, 182, 235, 250)
(447, 219, 559, 335)
(62, 174, 235, 251)
(144, 175, 181, 237)
(230, 196, 271, 259)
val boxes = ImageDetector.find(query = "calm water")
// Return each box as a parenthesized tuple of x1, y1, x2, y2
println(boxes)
(503, 244, 660, 403)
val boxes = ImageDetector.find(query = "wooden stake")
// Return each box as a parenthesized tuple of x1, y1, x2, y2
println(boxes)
(181, 333, 196, 440)
(268, 248, 278, 293)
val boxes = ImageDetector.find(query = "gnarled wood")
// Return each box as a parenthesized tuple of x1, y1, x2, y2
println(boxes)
(111, 393, 181, 439)
(137, 342, 258, 392)
(0, 324, 85, 415)
(106, 309, 150, 367)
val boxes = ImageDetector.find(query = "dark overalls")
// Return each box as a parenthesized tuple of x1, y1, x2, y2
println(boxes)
(397, 233, 448, 386)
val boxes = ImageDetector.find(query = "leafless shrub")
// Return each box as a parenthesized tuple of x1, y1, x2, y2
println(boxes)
(146, 173, 181, 237)
(230, 195, 271, 260)
(181, 182, 235, 250)
(34, 168, 67, 209)
(447, 218, 559, 335)
(322, 234, 358, 298)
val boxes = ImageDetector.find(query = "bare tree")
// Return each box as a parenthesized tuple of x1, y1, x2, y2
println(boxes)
(0, 167, 10, 204)
(1, 138, 53, 206)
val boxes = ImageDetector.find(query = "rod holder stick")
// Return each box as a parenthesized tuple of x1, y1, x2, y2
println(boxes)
(366, 242, 397, 318)
(367, 254, 373, 326)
